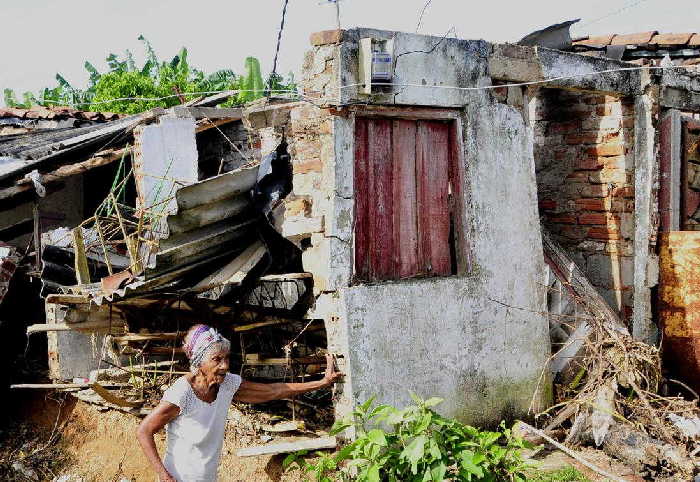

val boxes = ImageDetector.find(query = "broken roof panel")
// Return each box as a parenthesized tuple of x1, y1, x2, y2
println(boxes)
(610, 31, 657, 46)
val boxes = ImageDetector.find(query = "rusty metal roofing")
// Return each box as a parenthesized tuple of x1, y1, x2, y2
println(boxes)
(0, 106, 122, 122)
(573, 31, 700, 48)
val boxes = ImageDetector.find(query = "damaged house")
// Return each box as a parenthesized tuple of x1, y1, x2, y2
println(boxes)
(3, 25, 700, 465)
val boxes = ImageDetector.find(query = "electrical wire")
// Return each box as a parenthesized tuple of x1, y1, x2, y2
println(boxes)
(12, 63, 699, 110)
(271, 0, 291, 81)
(578, 0, 654, 28)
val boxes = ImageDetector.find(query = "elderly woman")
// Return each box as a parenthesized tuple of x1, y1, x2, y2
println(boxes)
(137, 324, 342, 482)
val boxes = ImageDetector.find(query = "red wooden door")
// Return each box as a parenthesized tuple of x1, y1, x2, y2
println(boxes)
(354, 117, 453, 281)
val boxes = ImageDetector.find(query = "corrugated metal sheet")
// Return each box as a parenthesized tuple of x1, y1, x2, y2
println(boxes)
(72, 164, 264, 304)
(148, 164, 260, 278)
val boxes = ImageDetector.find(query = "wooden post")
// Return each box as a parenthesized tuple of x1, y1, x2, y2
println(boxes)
(33, 203, 41, 270)
(71, 227, 90, 284)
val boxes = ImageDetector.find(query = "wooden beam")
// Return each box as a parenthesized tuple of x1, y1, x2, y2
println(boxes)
(244, 354, 325, 366)
(45, 294, 90, 305)
(173, 106, 243, 120)
(258, 272, 314, 282)
(234, 318, 322, 333)
(11, 383, 127, 389)
(112, 332, 182, 343)
(71, 227, 90, 284)
(236, 436, 337, 457)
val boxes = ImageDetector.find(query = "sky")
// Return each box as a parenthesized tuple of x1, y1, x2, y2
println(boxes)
(1, 0, 698, 105)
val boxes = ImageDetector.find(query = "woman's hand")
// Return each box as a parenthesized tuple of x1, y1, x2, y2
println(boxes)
(322, 353, 343, 387)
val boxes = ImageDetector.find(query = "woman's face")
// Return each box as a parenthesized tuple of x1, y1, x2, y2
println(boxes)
(199, 346, 230, 383)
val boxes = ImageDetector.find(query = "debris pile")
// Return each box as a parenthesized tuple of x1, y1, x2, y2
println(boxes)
(539, 229, 700, 480)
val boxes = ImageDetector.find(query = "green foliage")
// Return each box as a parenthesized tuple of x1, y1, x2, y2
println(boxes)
(283, 395, 537, 482)
(4, 36, 296, 113)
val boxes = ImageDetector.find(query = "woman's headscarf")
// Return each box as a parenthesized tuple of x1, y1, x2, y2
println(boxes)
(184, 325, 230, 373)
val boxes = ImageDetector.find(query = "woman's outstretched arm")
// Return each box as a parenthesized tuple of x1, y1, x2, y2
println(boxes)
(234, 354, 343, 404)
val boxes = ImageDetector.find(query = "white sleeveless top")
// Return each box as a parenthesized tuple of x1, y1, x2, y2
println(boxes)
(162, 373, 242, 482)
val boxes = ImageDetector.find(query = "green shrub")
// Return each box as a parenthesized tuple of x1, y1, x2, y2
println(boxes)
(4, 36, 295, 113)
(284, 395, 536, 481)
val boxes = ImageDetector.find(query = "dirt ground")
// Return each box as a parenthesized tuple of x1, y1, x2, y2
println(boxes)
(8, 392, 648, 482)
(16, 393, 314, 482)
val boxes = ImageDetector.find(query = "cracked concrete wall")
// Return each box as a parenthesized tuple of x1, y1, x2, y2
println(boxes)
(293, 28, 552, 424)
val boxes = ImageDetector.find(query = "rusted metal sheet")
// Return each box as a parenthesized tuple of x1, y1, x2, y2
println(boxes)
(354, 117, 453, 281)
(659, 231, 700, 390)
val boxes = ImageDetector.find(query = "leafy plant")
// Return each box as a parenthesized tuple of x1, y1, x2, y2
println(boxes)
(4, 36, 296, 113)
(284, 395, 537, 482)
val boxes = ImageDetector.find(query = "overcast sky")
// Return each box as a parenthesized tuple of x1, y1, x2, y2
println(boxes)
(2, 0, 698, 105)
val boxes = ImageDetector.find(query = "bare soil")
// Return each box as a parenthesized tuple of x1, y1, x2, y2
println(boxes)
(15, 393, 314, 482)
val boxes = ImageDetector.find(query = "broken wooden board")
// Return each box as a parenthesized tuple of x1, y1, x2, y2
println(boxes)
(244, 354, 325, 366)
(193, 241, 266, 292)
(542, 228, 629, 375)
(261, 421, 306, 433)
(91, 382, 143, 408)
(236, 436, 336, 457)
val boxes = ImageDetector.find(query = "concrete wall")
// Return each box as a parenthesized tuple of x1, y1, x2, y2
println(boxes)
(296, 29, 552, 424)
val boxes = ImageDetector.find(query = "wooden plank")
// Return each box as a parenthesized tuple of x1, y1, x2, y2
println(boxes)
(417, 121, 451, 276)
(91, 383, 143, 408)
(348, 105, 461, 120)
(244, 354, 326, 365)
(368, 118, 394, 280)
(27, 322, 126, 335)
(173, 106, 243, 120)
(45, 294, 90, 305)
(11, 383, 126, 389)
(112, 332, 182, 343)
(71, 227, 90, 284)
(234, 318, 322, 333)
(258, 272, 313, 281)
(354, 117, 371, 279)
(392, 119, 420, 278)
(236, 436, 337, 457)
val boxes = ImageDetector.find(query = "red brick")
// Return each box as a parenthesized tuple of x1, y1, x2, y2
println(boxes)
(566, 171, 590, 181)
(586, 143, 624, 157)
(310, 29, 344, 46)
(548, 121, 580, 134)
(538, 200, 557, 211)
(578, 213, 620, 225)
(554, 149, 569, 161)
(595, 104, 615, 116)
(580, 185, 609, 198)
(611, 186, 634, 198)
(588, 227, 621, 240)
(576, 157, 605, 170)
(560, 226, 587, 240)
(549, 214, 577, 224)
(566, 133, 599, 145)
(622, 117, 635, 128)
(293, 159, 323, 174)
(589, 169, 627, 184)
(575, 198, 609, 211)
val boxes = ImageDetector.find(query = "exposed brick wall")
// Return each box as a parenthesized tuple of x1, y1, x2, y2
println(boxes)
(532, 89, 636, 321)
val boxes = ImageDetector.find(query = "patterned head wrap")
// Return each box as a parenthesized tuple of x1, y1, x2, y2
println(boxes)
(184, 325, 230, 373)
